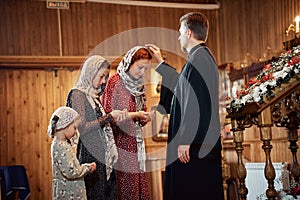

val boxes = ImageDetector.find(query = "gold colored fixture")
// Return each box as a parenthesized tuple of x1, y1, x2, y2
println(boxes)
(286, 16, 300, 38)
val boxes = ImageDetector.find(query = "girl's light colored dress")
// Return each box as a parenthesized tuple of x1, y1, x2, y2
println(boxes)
(51, 139, 91, 200)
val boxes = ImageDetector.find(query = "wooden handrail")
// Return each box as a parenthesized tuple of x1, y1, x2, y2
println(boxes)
(0, 55, 120, 69)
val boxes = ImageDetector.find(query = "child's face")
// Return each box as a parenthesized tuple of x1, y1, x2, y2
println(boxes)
(64, 122, 77, 140)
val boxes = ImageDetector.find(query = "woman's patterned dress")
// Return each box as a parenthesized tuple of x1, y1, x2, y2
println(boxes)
(102, 74, 150, 200)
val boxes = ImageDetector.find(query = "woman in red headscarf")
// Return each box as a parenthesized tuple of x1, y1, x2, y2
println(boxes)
(102, 46, 153, 200)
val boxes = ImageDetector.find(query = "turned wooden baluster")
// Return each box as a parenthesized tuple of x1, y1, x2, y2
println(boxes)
(258, 107, 277, 200)
(287, 113, 300, 183)
(221, 136, 229, 199)
(231, 119, 248, 200)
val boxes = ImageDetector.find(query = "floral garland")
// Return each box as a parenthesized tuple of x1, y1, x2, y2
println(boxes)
(227, 45, 300, 114)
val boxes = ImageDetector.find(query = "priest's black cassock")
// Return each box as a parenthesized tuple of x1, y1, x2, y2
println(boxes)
(155, 43, 224, 200)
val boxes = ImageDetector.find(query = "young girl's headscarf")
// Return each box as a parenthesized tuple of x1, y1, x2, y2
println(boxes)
(47, 106, 79, 138)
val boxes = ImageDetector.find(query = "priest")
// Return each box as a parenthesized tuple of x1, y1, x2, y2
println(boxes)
(146, 11, 224, 200)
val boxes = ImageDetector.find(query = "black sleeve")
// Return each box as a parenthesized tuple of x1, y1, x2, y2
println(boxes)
(155, 62, 179, 114)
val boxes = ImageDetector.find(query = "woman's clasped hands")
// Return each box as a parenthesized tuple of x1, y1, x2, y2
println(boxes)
(110, 109, 156, 125)
(110, 109, 129, 122)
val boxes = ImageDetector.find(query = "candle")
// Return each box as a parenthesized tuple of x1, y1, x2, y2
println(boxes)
(295, 16, 300, 33)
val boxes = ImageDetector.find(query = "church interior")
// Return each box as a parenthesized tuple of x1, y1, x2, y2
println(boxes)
(1, 0, 300, 199)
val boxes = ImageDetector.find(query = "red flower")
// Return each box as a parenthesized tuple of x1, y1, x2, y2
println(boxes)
(236, 90, 248, 99)
(291, 185, 300, 195)
(261, 73, 274, 82)
(289, 56, 300, 65)
(263, 64, 272, 72)
(245, 78, 258, 89)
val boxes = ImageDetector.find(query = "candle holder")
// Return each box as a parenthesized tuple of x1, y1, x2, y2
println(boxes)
(286, 24, 295, 36)
(285, 16, 300, 39)
(284, 16, 300, 50)
(295, 16, 300, 38)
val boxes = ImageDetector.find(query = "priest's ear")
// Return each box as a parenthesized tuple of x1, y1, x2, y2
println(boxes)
(187, 29, 192, 39)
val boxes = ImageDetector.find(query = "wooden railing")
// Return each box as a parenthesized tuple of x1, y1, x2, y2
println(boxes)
(226, 76, 300, 200)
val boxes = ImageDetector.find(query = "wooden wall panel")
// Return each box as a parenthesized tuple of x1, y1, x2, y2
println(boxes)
(1, 0, 300, 199)
(0, 1, 217, 61)
(218, 0, 300, 66)
(0, 68, 79, 199)
(0, 1, 60, 55)
(1, 0, 300, 65)
(0, 71, 8, 163)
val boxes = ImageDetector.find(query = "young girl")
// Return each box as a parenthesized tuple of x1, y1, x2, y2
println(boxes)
(47, 106, 96, 200)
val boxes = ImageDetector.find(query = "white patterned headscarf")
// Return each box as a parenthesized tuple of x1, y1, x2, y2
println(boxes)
(117, 46, 151, 171)
(117, 46, 146, 97)
(47, 106, 79, 138)
(73, 55, 118, 180)
(74, 55, 109, 104)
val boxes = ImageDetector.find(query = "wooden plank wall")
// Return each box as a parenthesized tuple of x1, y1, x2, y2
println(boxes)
(1, 0, 300, 199)
(2, 0, 299, 63)
(0, 0, 218, 57)
(0, 68, 79, 199)
(218, 0, 300, 65)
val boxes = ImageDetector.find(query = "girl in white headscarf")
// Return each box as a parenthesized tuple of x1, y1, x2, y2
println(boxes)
(66, 55, 127, 200)
(102, 46, 153, 200)
(48, 106, 96, 200)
